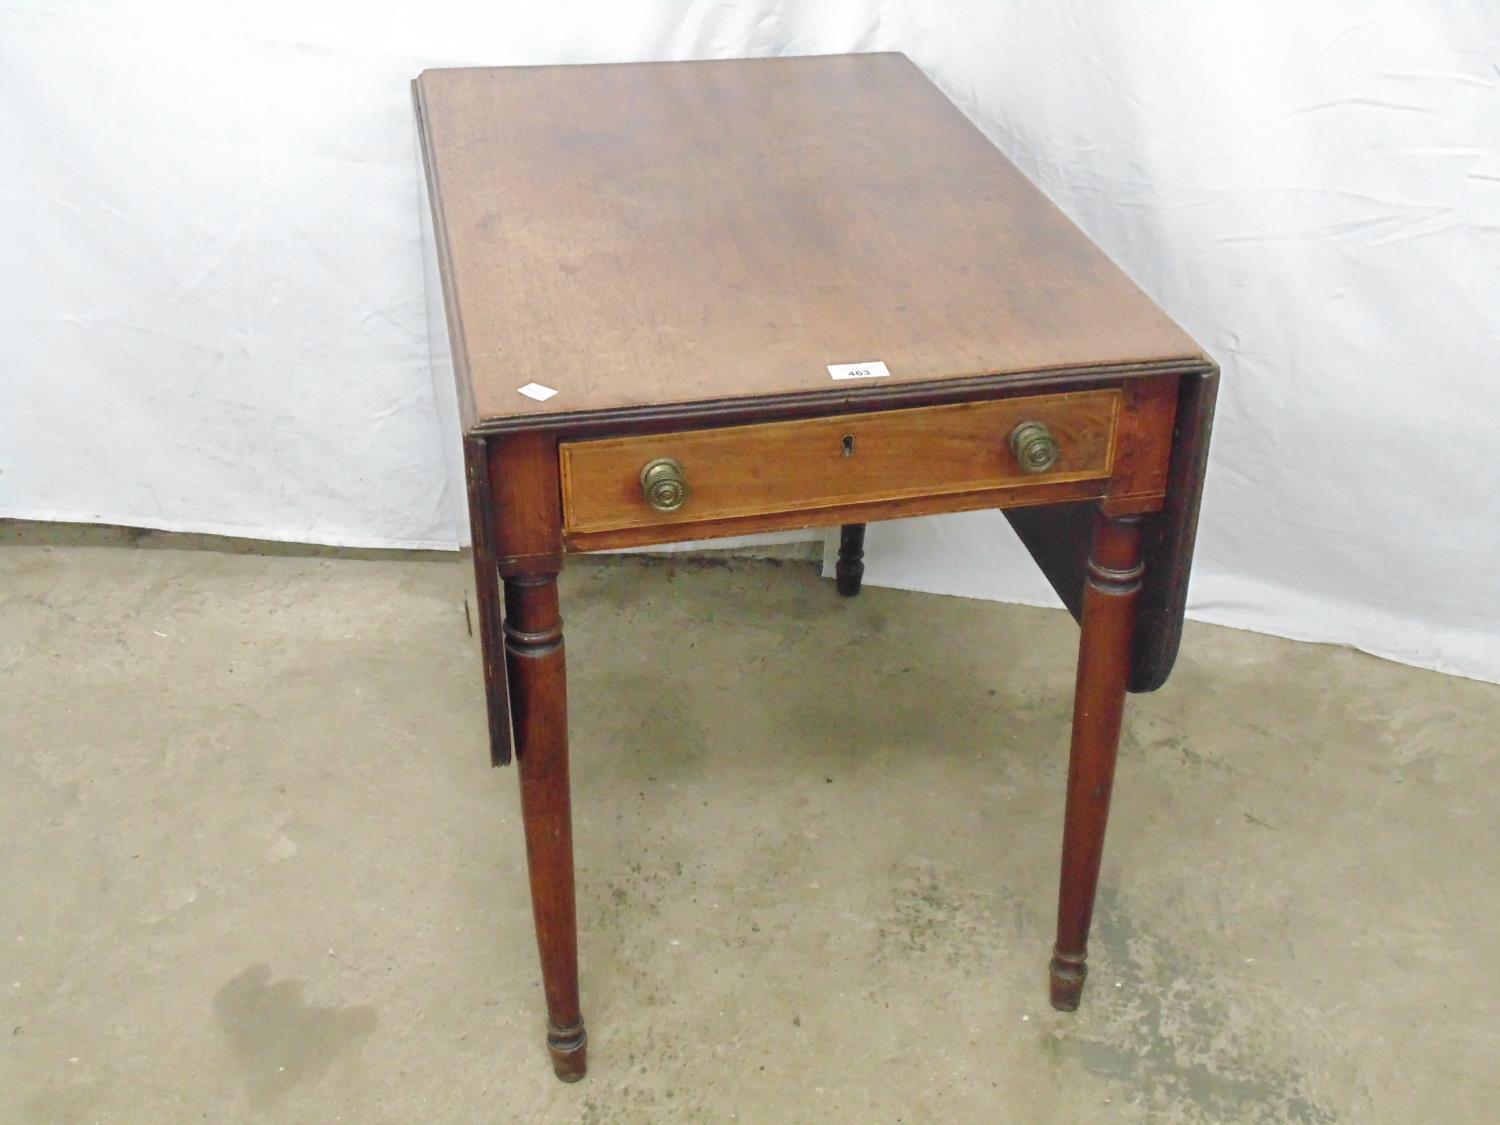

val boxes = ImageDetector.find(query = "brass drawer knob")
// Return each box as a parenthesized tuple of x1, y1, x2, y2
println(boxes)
(1009, 421, 1062, 474)
(639, 457, 688, 512)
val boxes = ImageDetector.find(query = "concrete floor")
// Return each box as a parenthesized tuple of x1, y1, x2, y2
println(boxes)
(2, 524, 1497, 1124)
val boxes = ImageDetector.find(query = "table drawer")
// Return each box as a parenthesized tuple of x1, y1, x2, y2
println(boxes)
(559, 389, 1121, 538)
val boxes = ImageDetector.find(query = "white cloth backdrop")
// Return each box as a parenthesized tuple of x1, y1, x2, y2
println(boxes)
(3, 2, 1496, 682)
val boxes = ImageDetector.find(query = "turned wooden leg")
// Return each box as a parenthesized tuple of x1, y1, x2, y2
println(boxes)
(503, 571, 587, 1081)
(835, 523, 866, 596)
(1050, 511, 1144, 1011)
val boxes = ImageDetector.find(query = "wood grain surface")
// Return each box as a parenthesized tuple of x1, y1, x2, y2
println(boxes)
(414, 54, 1205, 429)
(560, 389, 1120, 537)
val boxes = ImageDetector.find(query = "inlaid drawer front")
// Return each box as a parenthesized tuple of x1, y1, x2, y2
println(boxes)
(559, 389, 1121, 537)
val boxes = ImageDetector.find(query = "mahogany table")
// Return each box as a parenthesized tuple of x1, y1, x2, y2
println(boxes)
(413, 53, 1215, 1082)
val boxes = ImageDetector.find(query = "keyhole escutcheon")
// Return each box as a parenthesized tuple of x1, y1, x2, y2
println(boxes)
(841, 434, 856, 458)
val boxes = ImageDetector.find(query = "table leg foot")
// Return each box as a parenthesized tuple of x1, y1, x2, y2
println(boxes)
(836, 523, 866, 596)
(1048, 951, 1087, 1011)
(547, 1020, 588, 1082)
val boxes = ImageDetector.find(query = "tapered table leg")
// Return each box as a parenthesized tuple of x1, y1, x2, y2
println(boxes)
(835, 523, 866, 596)
(1050, 512, 1144, 1011)
(503, 570, 587, 1081)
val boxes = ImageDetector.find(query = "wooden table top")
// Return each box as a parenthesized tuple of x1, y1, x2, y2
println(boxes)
(414, 53, 1204, 431)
